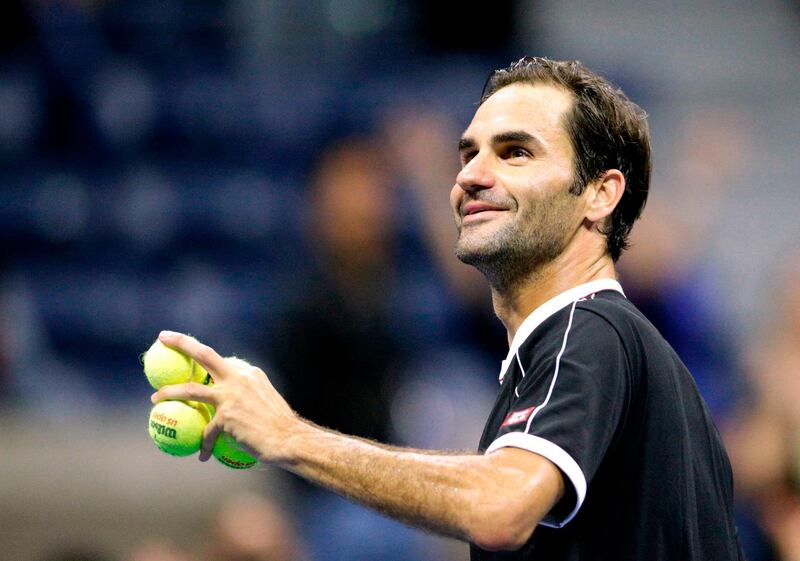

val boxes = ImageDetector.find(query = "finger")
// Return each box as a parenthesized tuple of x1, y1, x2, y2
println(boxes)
(199, 419, 223, 462)
(151, 382, 218, 406)
(158, 331, 228, 380)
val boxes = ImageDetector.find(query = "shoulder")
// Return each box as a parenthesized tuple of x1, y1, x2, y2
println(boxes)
(514, 291, 635, 360)
(546, 291, 637, 350)
(575, 290, 641, 325)
(514, 292, 635, 387)
(531, 291, 641, 384)
(573, 290, 652, 351)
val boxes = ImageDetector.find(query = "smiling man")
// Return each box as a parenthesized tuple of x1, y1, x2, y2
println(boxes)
(153, 57, 745, 560)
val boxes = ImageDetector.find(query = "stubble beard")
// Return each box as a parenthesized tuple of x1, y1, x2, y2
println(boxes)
(454, 189, 577, 294)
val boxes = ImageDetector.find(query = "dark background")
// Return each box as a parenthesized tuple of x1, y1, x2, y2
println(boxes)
(1, 1, 799, 560)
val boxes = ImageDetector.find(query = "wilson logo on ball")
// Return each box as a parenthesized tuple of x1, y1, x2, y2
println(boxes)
(150, 420, 178, 439)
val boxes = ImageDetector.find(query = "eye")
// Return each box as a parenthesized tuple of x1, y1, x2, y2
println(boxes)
(506, 147, 532, 160)
(460, 150, 478, 166)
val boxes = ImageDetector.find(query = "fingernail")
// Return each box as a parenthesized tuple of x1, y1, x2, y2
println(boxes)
(150, 393, 158, 403)
(159, 330, 178, 339)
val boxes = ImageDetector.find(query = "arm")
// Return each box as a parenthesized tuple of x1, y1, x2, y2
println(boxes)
(282, 425, 563, 550)
(152, 331, 564, 551)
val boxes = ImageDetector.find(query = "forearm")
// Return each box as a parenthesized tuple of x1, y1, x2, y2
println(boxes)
(148, 332, 561, 549)
(272, 420, 557, 548)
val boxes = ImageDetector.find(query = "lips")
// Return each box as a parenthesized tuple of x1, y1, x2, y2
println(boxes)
(461, 201, 508, 217)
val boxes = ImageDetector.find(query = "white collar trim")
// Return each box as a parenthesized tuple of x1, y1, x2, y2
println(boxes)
(498, 278, 625, 383)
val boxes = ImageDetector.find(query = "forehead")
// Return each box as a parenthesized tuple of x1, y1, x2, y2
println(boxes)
(465, 82, 574, 148)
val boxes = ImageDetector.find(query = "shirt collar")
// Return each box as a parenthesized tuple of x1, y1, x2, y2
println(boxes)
(498, 278, 625, 384)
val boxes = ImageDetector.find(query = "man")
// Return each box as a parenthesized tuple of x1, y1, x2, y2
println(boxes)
(153, 57, 744, 560)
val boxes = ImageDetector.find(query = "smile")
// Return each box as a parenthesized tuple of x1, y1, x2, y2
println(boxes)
(461, 202, 508, 222)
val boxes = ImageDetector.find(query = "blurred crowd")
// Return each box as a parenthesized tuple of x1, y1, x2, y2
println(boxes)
(41, 492, 309, 561)
(1, 1, 799, 560)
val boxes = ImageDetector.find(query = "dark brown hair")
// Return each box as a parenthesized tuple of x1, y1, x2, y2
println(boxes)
(481, 56, 651, 261)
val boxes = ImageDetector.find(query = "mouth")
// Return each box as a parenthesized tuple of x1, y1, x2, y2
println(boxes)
(461, 202, 508, 221)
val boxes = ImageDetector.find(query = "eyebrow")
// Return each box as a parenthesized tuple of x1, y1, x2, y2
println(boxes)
(458, 130, 544, 154)
(458, 137, 475, 152)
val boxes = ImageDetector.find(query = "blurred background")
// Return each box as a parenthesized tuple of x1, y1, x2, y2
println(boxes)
(1, 0, 799, 560)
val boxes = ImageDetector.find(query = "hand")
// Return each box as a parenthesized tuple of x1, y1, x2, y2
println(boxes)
(150, 331, 299, 463)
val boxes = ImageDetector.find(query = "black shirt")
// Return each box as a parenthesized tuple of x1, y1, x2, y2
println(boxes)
(472, 280, 744, 561)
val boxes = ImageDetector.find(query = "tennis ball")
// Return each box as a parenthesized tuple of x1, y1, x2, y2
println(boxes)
(142, 338, 210, 389)
(213, 432, 258, 469)
(149, 400, 211, 457)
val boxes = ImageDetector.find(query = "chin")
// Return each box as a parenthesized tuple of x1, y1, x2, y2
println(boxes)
(456, 222, 509, 256)
(454, 238, 504, 268)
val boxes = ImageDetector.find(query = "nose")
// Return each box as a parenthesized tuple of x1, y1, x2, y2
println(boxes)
(456, 153, 495, 194)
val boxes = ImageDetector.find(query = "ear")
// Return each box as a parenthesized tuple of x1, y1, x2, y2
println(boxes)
(585, 169, 625, 223)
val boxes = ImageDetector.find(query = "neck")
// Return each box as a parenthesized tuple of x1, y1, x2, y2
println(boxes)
(491, 245, 617, 344)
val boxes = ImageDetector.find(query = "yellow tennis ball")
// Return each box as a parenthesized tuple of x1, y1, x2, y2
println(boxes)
(213, 432, 258, 469)
(142, 338, 210, 389)
(148, 400, 211, 457)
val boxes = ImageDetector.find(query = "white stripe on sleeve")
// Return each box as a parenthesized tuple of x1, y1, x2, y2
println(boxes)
(486, 432, 587, 528)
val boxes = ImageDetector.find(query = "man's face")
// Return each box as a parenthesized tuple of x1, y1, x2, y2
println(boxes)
(451, 82, 582, 286)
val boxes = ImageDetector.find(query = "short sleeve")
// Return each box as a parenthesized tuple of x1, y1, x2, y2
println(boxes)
(485, 303, 630, 527)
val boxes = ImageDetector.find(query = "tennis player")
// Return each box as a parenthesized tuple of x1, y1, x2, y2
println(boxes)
(153, 57, 745, 560)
